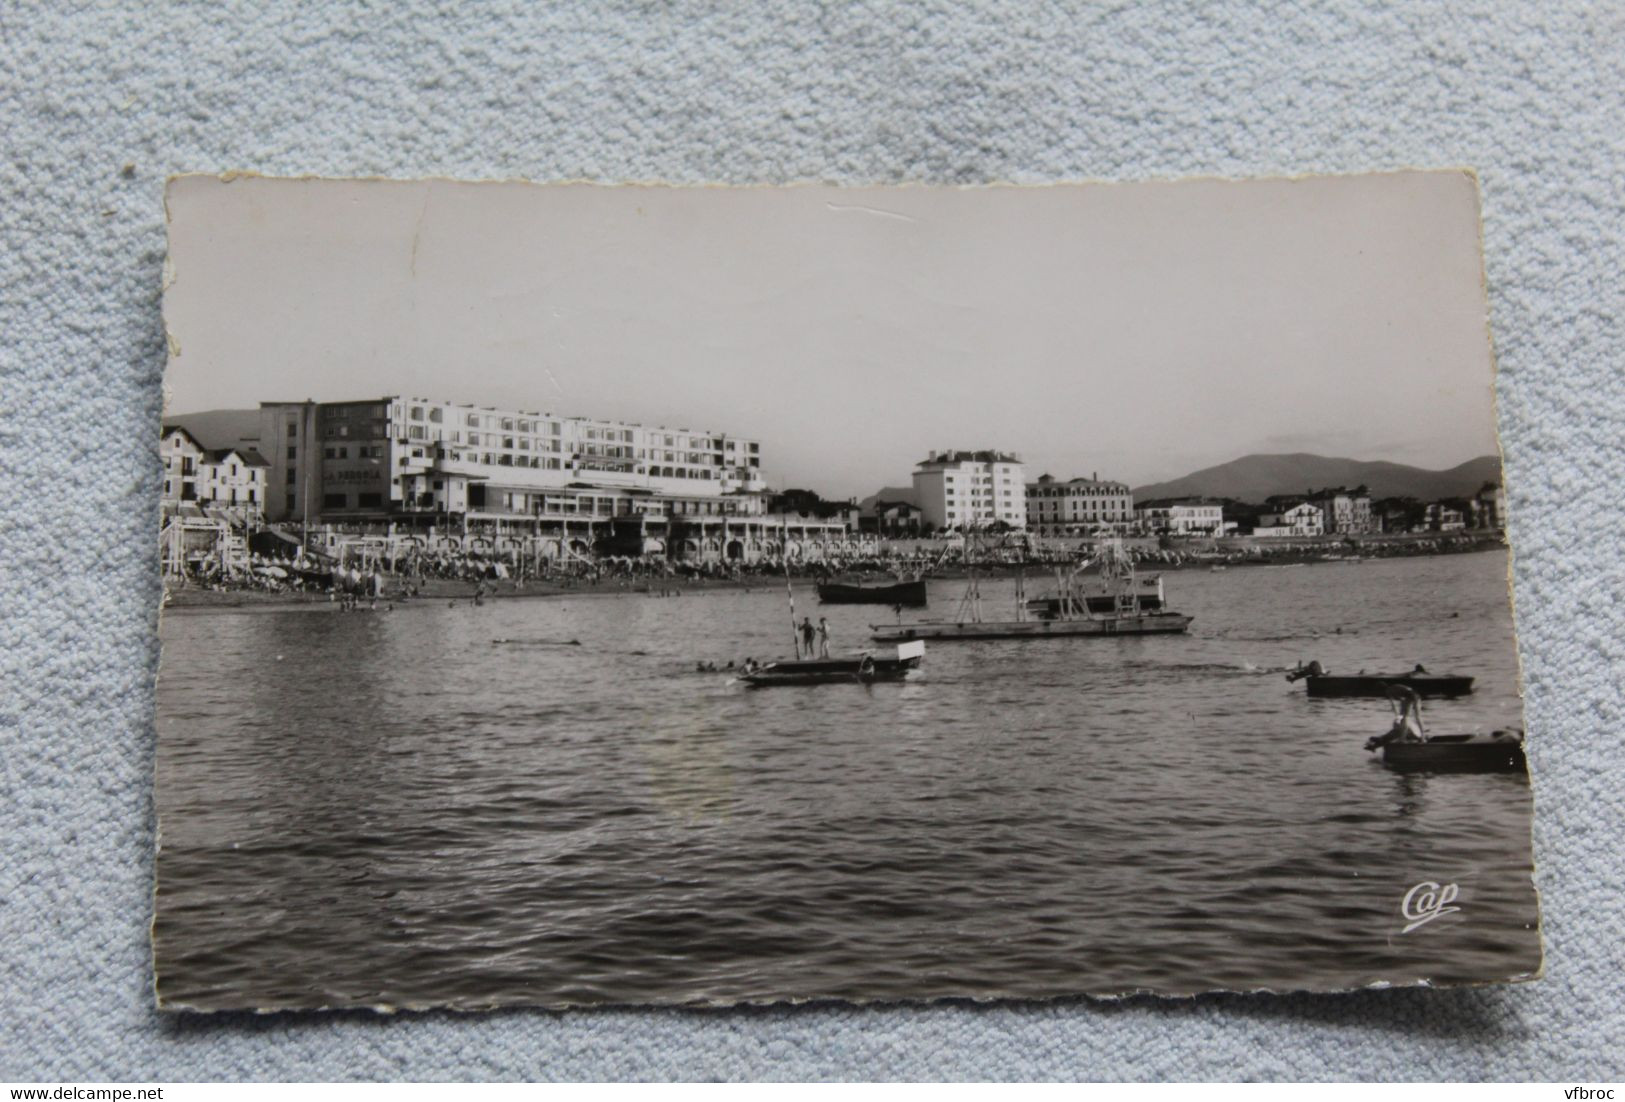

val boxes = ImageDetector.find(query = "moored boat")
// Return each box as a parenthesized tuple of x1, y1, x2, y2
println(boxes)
(736, 640, 925, 686)
(1308, 674, 1475, 698)
(1365, 686, 1524, 773)
(1022, 570, 1167, 617)
(1378, 733, 1527, 773)
(871, 539, 1193, 643)
(817, 578, 928, 607)
(1287, 661, 1474, 698)
(871, 613, 1192, 643)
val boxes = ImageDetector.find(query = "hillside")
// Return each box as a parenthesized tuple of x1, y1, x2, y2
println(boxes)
(163, 408, 263, 452)
(1132, 454, 1503, 504)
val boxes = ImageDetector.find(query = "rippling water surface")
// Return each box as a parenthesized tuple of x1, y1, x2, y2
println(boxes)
(154, 550, 1540, 1010)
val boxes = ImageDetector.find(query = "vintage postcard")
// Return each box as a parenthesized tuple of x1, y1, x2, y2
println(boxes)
(154, 172, 1539, 1011)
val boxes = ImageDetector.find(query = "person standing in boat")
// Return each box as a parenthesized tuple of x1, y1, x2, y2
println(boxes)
(1386, 685, 1426, 742)
(800, 616, 817, 657)
(1367, 685, 1427, 752)
(817, 617, 831, 658)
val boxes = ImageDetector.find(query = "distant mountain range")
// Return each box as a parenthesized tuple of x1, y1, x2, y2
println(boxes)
(1132, 454, 1504, 504)
(158, 418, 1503, 511)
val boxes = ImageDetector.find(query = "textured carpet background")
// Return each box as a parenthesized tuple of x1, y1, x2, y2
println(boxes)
(2, 1, 1622, 1082)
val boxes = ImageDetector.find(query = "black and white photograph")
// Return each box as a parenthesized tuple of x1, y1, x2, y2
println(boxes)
(153, 171, 1539, 1012)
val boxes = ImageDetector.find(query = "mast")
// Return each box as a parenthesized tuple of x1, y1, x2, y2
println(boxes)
(784, 556, 801, 658)
(951, 527, 984, 624)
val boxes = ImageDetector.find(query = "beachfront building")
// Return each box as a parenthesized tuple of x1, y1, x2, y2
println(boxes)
(1473, 482, 1508, 530)
(1025, 474, 1134, 537)
(863, 499, 925, 537)
(242, 396, 856, 564)
(159, 425, 269, 522)
(158, 424, 271, 579)
(1251, 501, 1324, 538)
(1134, 497, 1226, 536)
(912, 450, 1027, 533)
(1309, 487, 1375, 534)
(1424, 503, 1468, 532)
(257, 398, 767, 523)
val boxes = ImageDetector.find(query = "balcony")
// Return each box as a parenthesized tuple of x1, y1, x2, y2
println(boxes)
(580, 464, 659, 489)
(425, 445, 489, 479)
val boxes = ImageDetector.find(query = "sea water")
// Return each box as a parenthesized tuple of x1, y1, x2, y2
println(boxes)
(153, 550, 1539, 1009)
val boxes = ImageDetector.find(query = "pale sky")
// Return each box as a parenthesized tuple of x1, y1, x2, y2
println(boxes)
(164, 172, 1500, 498)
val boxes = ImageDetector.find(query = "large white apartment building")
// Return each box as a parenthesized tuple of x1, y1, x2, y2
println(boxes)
(257, 397, 769, 527)
(911, 450, 1027, 532)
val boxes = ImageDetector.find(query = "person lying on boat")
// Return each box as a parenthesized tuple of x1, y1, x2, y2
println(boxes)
(1366, 685, 1426, 751)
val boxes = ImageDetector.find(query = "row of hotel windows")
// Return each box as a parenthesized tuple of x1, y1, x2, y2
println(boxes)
(476, 494, 743, 517)
(405, 426, 736, 468)
(406, 407, 568, 436)
(163, 480, 259, 503)
(315, 407, 760, 456)
(1028, 486, 1129, 498)
(944, 510, 1026, 521)
(318, 426, 746, 471)
(320, 488, 746, 516)
(322, 421, 389, 439)
(395, 405, 746, 453)
(291, 450, 740, 480)
(427, 449, 722, 477)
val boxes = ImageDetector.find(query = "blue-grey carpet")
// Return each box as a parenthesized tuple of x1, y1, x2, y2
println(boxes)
(1, 1, 1621, 1082)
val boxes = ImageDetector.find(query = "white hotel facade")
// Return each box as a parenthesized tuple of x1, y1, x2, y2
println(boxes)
(250, 396, 853, 561)
(260, 397, 768, 523)
(1025, 474, 1134, 537)
(911, 450, 1028, 532)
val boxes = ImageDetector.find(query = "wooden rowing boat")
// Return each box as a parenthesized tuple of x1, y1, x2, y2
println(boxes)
(1305, 673, 1474, 698)
(1363, 687, 1523, 773)
(1287, 662, 1474, 698)
(1378, 732, 1526, 773)
(816, 578, 928, 606)
(736, 640, 926, 686)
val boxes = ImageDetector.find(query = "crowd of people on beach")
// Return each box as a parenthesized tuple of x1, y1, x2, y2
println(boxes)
(166, 528, 1504, 604)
